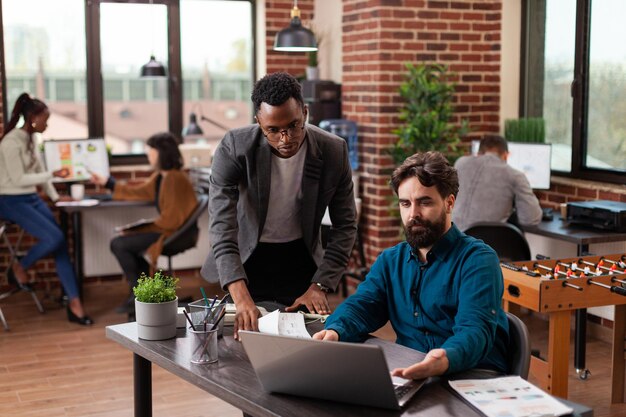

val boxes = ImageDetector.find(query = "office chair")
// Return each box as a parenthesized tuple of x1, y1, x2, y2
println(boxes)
(160, 194, 209, 276)
(506, 311, 531, 379)
(463, 222, 531, 262)
(0, 220, 45, 330)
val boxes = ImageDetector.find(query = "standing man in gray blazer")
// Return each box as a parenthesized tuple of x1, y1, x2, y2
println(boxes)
(201, 72, 357, 339)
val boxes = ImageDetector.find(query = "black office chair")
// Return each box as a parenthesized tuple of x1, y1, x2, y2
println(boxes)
(506, 311, 531, 379)
(463, 222, 531, 262)
(161, 194, 209, 276)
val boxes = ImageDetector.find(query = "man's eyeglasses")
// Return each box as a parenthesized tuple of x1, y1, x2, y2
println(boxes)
(260, 121, 305, 143)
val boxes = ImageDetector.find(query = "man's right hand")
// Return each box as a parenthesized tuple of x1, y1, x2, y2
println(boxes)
(312, 329, 339, 341)
(227, 280, 261, 340)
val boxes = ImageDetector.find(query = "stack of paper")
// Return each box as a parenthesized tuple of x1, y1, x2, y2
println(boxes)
(258, 310, 311, 338)
(448, 376, 574, 417)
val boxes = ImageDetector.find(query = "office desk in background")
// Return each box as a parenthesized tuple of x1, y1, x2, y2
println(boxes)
(106, 322, 593, 417)
(58, 200, 153, 296)
(521, 217, 626, 381)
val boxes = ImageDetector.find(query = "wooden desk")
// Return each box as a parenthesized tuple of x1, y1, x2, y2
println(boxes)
(58, 200, 153, 296)
(522, 218, 626, 379)
(106, 322, 593, 417)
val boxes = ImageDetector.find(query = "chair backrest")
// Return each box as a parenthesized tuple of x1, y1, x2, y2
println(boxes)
(463, 222, 531, 262)
(506, 311, 531, 379)
(161, 194, 209, 257)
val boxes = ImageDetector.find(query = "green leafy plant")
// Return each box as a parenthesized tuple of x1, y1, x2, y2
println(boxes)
(307, 49, 318, 67)
(133, 271, 179, 303)
(504, 118, 545, 143)
(389, 63, 470, 166)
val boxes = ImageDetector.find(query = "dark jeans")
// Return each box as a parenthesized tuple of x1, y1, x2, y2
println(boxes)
(110, 232, 161, 289)
(0, 193, 80, 299)
(244, 239, 317, 306)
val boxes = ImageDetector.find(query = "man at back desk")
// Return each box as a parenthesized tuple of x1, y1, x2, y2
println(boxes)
(314, 152, 509, 379)
(452, 135, 542, 232)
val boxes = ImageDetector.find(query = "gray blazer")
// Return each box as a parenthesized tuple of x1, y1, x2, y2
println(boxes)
(201, 123, 357, 291)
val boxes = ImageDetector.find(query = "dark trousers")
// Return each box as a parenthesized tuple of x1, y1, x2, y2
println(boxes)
(110, 232, 160, 289)
(244, 239, 317, 306)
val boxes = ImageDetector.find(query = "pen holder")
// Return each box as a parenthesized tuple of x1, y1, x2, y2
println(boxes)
(188, 299, 225, 338)
(188, 326, 218, 364)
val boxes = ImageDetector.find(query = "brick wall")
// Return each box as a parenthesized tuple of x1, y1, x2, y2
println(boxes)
(341, 0, 503, 263)
(265, 0, 315, 76)
(537, 177, 626, 210)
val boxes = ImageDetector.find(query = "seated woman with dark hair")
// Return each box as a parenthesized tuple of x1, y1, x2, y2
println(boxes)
(91, 132, 198, 313)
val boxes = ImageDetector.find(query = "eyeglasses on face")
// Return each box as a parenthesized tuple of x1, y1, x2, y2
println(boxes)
(260, 120, 305, 143)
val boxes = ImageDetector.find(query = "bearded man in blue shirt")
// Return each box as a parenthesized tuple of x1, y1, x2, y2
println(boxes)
(314, 151, 509, 379)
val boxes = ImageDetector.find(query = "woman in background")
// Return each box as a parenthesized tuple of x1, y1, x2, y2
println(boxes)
(0, 93, 92, 325)
(91, 132, 198, 313)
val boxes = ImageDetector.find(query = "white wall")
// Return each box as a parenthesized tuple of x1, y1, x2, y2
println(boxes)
(500, 0, 522, 134)
(255, 1, 267, 78)
(313, 0, 342, 83)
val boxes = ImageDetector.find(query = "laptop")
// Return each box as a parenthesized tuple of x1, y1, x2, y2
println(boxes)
(239, 331, 425, 410)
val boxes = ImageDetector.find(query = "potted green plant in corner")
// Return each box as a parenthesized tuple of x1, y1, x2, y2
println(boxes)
(389, 62, 470, 166)
(133, 271, 179, 340)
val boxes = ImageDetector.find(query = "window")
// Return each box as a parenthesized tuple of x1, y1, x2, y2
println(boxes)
(1, 0, 255, 160)
(2, 0, 88, 140)
(522, 0, 626, 183)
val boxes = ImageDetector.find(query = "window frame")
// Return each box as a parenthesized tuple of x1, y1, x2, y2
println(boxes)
(521, 0, 625, 184)
(1, 0, 256, 166)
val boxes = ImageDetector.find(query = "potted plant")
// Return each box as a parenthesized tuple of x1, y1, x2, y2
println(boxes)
(306, 48, 319, 80)
(133, 271, 179, 340)
(389, 63, 470, 166)
(504, 117, 545, 143)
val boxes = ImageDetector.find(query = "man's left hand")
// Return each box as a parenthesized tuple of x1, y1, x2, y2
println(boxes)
(285, 284, 331, 315)
(391, 348, 449, 380)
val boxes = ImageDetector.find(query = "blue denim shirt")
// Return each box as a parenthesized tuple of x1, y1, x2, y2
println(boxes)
(325, 224, 509, 375)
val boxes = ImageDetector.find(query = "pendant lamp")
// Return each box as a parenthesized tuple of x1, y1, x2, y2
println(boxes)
(273, 0, 318, 52)
(140, 55, 167, 77)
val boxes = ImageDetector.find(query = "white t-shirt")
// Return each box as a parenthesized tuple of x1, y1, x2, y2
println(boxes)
(260, 141, 307, 242)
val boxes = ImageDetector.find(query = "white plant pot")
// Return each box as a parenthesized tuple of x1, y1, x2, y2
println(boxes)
(135, 297, 178, 340)
(306, 66, 320, 81)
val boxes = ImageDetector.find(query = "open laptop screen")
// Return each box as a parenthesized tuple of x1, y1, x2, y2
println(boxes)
(43, 138, 110, 182)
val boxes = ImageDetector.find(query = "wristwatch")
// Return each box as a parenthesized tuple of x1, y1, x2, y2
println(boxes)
(315, 282, 332, 293)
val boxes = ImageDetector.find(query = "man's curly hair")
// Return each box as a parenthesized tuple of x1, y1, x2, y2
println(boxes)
(251, 72, 305, 114)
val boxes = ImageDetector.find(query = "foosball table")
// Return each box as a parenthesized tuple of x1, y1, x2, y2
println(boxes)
(501, 253, 626, 401)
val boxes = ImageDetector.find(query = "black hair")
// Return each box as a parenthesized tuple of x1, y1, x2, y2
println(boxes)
(1, 93, 48, 168)
(390, 151, 459, 199)
(251, 72, 305, 114)
(478, 135, 508, 155)
(146, 132, 183, 170)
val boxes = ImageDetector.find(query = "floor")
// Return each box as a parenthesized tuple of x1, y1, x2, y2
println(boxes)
(0, 272, 625, 416)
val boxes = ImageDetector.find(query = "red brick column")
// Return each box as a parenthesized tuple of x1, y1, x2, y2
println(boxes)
(341, 0, 503, 264)
(265, 0, 315, 76)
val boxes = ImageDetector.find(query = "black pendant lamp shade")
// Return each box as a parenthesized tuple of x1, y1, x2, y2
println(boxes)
(140, 55, 167, 77)
(273, 3, 318, 52)
(182, 113, 204, 136)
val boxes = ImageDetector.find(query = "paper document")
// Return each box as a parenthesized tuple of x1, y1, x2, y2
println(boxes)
(258, 310, 311, 338)
(448, 376, 573, 417)
(223, 303, 268, 326)
(55, 199, 100, 207)
(114, 218, 154, 232)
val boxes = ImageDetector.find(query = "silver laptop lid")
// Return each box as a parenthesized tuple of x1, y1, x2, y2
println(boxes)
(240, 331, 414, 410)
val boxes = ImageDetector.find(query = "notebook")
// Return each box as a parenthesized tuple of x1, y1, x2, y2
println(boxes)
(239, 331, 425, 410)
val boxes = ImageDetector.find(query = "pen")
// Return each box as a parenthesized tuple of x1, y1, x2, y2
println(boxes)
(183, 310, 196, 331)
(200, 287, 210, 307)
(210, 306, 227, 331)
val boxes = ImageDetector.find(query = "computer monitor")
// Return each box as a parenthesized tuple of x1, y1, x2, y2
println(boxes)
(470, 140, 552, 190)
(43, 138, 110, 182)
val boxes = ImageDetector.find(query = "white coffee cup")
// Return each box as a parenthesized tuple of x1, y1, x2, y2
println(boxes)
(71, 184, 85, 200)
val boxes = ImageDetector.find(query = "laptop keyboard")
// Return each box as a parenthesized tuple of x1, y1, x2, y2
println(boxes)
(393, 380, 425, 407)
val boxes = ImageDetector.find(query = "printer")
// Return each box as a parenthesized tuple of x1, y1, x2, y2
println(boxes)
(567, 200, 626, 232)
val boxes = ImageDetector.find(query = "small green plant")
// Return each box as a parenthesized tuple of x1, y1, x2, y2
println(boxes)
(133, 271, 179, 303)
(504, 118, 545, 143)
(307, 49, 318, 67)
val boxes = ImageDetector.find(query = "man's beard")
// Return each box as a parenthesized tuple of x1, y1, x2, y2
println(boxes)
(403, 209, 447, 252)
